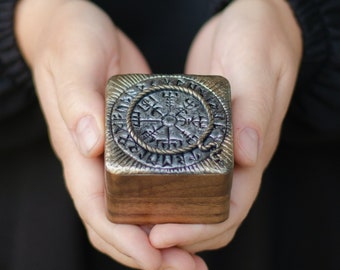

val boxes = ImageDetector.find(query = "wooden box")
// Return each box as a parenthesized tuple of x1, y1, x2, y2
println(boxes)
(105, 74, 233, 224)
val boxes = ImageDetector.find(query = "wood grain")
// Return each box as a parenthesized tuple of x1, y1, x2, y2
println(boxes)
(105, 173, 232, 224)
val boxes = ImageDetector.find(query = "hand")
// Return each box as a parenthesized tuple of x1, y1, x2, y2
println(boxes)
(15, 1, 158, 269)
(149, 0, 302, 258)
(15, 1, 209, 269)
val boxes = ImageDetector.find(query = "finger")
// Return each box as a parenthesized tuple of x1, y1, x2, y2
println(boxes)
(85, 222, 162, 270)
(60, 139, 162, 270)
(47, 36, 110, 157)
(150, 222, 235, 254)
(149, 165, 261, 253)
(60, 130, 162, 269)
(210, 27, 279, 167)
(60, 133, 163, 269)
(52, 31, 150, 157)
(160, 248, 208, 270)
(182, 165, 263, 253)
(187, 4, 284, 168)
(230, 75, 275, 167)
(178, 228, 236, 254)
(86, 225, 141, 269)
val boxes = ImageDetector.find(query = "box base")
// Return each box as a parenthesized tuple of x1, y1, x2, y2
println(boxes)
(105, 173, 232, 224)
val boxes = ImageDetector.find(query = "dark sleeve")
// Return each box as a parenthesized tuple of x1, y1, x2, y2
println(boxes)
(285, 0, 329, 81)
(210, 0, 232, 13)
(283, 0, 340, 143)
(0, 0, 36, 122)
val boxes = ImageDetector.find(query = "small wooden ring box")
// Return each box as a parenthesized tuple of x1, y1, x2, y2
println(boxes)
(105, 74, 233, 224)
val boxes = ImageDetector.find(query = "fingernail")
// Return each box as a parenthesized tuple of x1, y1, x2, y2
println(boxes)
(239, 127, 259, 164)
(73, 115, 100, 155)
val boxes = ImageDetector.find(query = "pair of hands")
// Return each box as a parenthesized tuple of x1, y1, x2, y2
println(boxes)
(15, 0, 302, 269)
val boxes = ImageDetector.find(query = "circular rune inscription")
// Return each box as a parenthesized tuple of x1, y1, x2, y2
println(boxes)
(110, 77, 228, 169)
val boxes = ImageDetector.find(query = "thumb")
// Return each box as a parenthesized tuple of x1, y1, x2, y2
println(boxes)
(186, 14, 274, 167)
(214, 63, 276, 167)
(50, 29, 150, 158)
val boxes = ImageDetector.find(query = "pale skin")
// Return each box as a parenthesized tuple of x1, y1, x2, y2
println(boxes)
(15, 0, 302, 269)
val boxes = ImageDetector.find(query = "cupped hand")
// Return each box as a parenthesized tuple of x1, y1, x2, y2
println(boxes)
(149, 0, 302, 257)
(15, 1, 209, 268)
(15, 1, 158, 269)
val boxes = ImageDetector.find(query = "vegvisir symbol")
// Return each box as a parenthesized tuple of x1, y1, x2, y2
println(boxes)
(126, 85, 216, 155)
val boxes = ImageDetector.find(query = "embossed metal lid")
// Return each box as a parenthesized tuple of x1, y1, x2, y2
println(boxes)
(105, 74, 233, 175)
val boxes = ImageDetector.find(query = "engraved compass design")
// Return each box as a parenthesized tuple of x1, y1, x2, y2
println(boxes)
(108, 76, 231, 170)
(127, 86, 216, 155)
